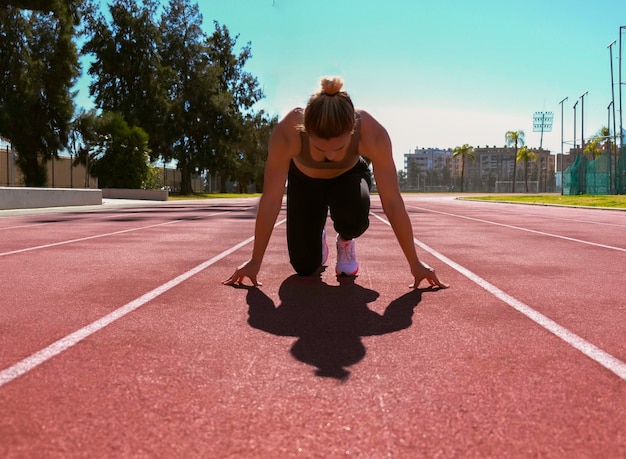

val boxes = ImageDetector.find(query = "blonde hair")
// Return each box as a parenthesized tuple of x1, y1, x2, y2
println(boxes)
(301, 76, 355, 139)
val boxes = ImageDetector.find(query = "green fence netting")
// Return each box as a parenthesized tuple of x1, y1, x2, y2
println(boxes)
(618, 146, 626, 194)
(586, 152, 610, 195)
(563, 147, 626, 195)
(563, 154, 587, 195)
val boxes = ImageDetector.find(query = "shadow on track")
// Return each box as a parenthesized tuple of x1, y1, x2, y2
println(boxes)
(243, 274, 425, 380)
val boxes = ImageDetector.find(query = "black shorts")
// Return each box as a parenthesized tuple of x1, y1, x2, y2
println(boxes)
(286, 158, 372, 275)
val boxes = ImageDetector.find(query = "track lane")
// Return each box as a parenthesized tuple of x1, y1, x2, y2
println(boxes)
(0, 197, 624, 457)
(0, 204, 260, 372)
(0, 202, 257, 255)
(396, 197, 626, 361)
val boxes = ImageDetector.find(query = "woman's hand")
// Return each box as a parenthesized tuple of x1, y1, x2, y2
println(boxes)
(410, 261, 449, 289)
(222, 259, 262, 286)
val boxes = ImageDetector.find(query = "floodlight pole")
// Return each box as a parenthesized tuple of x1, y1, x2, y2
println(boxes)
(618, 26, 626, 150)
(609, 39, 617, 194)
(620, 26, 626, 194)
(608, 102, 614, 193)
(559, 97, 568, 194)
(573, 100, 578, 154)
(533, 111, 553, 155)
(579, 91, 588, 154)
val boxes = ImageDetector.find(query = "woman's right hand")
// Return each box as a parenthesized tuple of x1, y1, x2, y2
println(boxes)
(222, 259, 262, 286)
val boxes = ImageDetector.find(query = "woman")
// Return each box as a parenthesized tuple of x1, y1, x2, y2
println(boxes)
(223, 76, 448, 289)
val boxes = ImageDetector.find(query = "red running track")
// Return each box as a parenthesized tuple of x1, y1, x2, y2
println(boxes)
(0, 196, 624, 458)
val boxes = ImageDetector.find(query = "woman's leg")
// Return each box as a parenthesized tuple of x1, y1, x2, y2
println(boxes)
(286, 162, 329, 275)
(328, 159, 372, 240)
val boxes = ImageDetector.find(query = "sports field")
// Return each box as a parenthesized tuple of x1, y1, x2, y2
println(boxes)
(1, 195, 624, 457)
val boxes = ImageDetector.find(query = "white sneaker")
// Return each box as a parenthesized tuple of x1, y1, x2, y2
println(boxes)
(321, 228, 328, 266)
(336, 235, 358, 276)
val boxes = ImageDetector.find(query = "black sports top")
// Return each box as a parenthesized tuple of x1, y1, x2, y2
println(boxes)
(294, 115, 361, 170)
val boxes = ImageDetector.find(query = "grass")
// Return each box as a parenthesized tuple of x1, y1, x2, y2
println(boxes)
(461, 194, 626, 209)
(168, 192, 261, 200)
(168, 191, 626, 209)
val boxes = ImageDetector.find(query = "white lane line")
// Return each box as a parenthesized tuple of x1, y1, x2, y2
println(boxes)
(407, 205, 626, 252)
(0, 222, 54, 231)
(0, 220, 181, 257)
(447, 199, 626, 228)
(371, 212, 626, 380)
(0, 211, 133, 232)
(515, 214, 626, 229)
(0, 210, 240, 257)
(0, 219, 285, 389)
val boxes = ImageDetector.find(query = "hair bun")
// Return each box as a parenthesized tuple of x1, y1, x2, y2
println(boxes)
(321, 76, 344, 96)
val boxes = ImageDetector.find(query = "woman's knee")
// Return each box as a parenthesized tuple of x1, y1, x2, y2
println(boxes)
(335, 217, 369, 241)
(290, 259, 321, 276)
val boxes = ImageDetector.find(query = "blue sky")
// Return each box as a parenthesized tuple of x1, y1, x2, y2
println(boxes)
(82, 0, 626, 169)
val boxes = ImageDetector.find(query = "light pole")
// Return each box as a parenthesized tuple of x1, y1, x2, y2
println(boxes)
(609, 39, 618, 194)
(559, 96, 568, 194)
(570, 100, 579, 195)
(573, 100, 578, 153)
(618, 26, 626, 151)
(608, 101, 614, 193)
(579, 91, 589, 154)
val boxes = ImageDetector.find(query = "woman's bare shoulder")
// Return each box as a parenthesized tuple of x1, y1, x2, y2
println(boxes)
(281, 107, 303, 126)
(356, 109, 391, 155)
(357, 109, 385, 131)
(272, 108, 302, 137)
(269, 108, 303, 157)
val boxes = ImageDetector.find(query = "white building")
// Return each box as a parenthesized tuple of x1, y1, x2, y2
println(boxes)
(403, 147, 453, 191)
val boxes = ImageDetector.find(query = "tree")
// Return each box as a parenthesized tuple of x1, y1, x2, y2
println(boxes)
(0, 1, 82, 186)
(3, 1, 54, 12)
(69, 108, 101, 187)
(91, 112, 151, 189)
(231, 110, 277, 193)
(441, 161, 452, 189)
(584, 127, 610, 159)
(158, 0, 226, 194)
(397, 170, 407, 191)
(83, 0, 170, 161)
(452, 144, 474, 192)
(82, 0, 264, 194)
(407, 159, 420, 190)
(584, 138, 603, 159)
(516, 146, 537, 193)
(206, 21, 264, 193)
(505, 130, 525, 193)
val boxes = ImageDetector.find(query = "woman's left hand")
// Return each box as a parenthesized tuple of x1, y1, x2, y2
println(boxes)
(410, 261, 449, 289)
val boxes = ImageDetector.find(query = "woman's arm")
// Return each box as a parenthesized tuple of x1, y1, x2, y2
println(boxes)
(222, 110, 299, 286)
(359, 110, 449, 289)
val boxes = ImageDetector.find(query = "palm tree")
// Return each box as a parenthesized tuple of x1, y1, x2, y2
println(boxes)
(452, 144, 475, 192)
(516, 146, 537, 192)
(584, 138, 604, 159)
(505, 130, 525, 193)
(584, 127, 610, 159)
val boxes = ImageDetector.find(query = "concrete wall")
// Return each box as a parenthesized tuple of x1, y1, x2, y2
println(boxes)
(101, 188, 168, 201)
(0, 187, 102, 210)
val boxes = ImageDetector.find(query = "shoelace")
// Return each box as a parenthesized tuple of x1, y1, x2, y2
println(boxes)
(338, 240, 356, 263)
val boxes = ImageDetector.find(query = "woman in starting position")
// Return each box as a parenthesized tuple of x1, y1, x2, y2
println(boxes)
(223, 76, 448, 289)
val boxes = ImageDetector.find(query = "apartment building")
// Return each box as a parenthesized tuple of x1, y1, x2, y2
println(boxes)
(403, 147, 454, 191)
(404, 145, 556, 192)
(468, 145, 554, 192)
